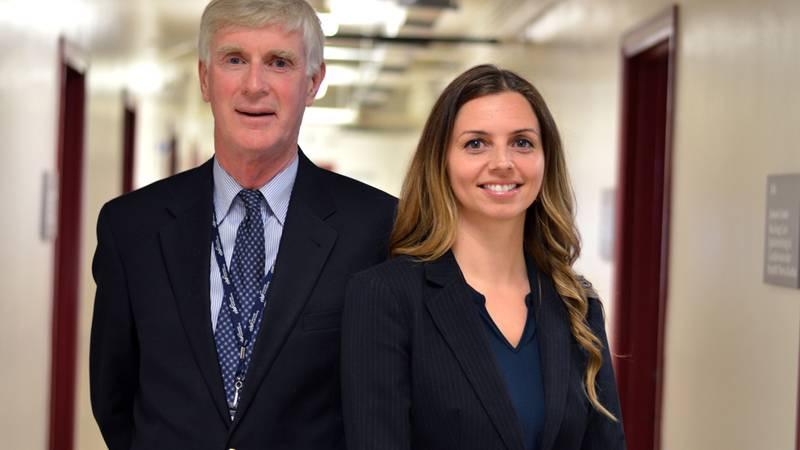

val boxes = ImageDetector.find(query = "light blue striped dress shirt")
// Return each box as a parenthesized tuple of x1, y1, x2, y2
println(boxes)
(209, 154, 298, 331)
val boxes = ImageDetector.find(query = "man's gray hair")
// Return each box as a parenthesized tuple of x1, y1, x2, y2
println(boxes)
(198, 0, 324, 76)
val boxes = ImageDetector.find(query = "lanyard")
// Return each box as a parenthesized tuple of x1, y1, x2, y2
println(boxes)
(211, 209, 274, 416)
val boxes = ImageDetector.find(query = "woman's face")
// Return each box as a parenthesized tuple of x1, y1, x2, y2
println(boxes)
(446, 91, 545, 227)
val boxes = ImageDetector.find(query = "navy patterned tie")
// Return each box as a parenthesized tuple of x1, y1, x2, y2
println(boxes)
(214, 189, 266, 411)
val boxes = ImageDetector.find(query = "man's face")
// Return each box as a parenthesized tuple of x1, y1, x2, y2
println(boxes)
(199, 24, 325, 161)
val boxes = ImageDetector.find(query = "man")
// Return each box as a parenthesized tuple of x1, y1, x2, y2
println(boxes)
(89, 0, 395, 448)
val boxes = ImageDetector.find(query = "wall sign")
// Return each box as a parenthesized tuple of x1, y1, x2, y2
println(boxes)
(763, 174, 800, 288)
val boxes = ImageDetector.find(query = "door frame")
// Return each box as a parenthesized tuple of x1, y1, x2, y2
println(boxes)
(49, 36, 88, 450)
(612, 6, 677, 450)
(122, 90, 137, 193)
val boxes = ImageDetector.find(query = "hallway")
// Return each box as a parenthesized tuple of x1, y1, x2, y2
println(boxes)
(0, 0, 798, 449)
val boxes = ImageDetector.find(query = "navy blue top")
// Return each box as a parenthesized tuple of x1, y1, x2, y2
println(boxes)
(466, 275, 545, 450)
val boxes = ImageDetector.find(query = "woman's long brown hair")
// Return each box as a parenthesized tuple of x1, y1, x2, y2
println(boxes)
(390, 64, 616, 420)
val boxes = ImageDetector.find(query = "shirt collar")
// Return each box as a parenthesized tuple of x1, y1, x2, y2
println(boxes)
(465, 282, 534, 308)
(212, 153, 298, 226)
(463, 255, 539, 309)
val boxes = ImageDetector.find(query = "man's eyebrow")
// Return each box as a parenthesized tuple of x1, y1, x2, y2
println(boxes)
(214, 44, 243, 56)
(214, 46, 299, 61)
(269, 49, 298, 61)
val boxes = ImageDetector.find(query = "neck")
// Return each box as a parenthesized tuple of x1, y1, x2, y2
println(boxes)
(451, 215, 527, 286)
(215, 147, 296, 189)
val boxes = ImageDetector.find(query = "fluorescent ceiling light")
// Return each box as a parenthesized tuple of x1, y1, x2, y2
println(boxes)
(315, 64, 353, 99)
(127, 61, 171, 95)
(524, 2, 586, 42)
(316, 61, 386, 98)
(317, 13, 340, 37)
(304, 107, 358, 126)
(0, 0, 95, 34)
(315, 82, 329, 100)
(324, 46, 387, 63)
(327, 0, 408, 36)
(324, 64, 362, 85)
(90, 59, 176, 95)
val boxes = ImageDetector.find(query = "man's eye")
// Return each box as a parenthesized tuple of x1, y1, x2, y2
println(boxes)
(272, 58, 289, 68)
(227, 56, 244, 65)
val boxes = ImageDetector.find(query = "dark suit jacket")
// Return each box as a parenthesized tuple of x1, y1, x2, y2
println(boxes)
(90, 152, 396, 450)
(341, 252, 626, 450)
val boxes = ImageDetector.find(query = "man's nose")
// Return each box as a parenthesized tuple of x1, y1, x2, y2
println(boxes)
(243, 64, 269, 96)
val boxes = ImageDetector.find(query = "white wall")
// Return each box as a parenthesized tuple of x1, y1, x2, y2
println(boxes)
(664, 1, 800, 448)
(134, 95, 180, 188)
(0, 24, 61, 449)
(300, 126, 418, 197)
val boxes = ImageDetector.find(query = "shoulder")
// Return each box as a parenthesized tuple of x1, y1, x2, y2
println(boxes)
(307, 162, 396, 206)
(349, 255, 423, 291)
(575, 275, 608, 332)
(345, 256, 424, 321)
(98, 162, 210, 233)
(305, 165, 397, 236)
(347, 256, 425, 308)
(577, 274, 601, 300)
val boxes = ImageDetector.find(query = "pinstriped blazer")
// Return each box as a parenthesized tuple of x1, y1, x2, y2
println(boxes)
(341, 252, 626, 450)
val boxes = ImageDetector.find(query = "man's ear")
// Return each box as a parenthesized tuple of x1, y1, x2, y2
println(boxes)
(305, 61, 326, 106)
(198, 59, 210, 102)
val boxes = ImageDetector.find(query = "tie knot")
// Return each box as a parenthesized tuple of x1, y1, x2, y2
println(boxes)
(238, 189, 263, 216)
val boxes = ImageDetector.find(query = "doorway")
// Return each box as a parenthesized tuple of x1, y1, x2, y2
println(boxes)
(612, 6, 677, 450)
(122, 92, 136, 194)
(48, 37, 87, 450)
(167, 133, 179, 176)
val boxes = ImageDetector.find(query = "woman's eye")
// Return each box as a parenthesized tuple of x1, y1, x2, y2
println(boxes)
(464, 139, 483, 149)
(513, 138, 534, 148)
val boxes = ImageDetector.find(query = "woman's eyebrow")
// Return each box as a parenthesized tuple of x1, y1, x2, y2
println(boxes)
(456, 128, 540, 137)
(511, 128, 540, 135)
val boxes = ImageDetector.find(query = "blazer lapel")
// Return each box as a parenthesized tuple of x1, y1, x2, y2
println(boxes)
(533, 273, 572, 450)
(230, 152, 338, 428)
(159, 159, 230, 425)
(423, 253, 526, 450)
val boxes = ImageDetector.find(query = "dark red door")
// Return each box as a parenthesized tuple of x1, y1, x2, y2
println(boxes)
(612, 7, 676, 450)
(122, 97, 136, 193)
(49, 38, 87, 450)
(168, 134, 179, 176)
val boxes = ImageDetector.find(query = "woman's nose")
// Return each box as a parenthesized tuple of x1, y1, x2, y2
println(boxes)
(489, 148, 513, 170)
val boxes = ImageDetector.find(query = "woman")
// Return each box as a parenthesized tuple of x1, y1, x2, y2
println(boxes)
(341, 64, 625, 450)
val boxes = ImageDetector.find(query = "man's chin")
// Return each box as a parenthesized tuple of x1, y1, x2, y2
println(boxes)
(228, 139, 295, 159)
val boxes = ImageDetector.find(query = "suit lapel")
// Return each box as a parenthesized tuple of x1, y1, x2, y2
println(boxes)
(230, 152, 338, 428)
(533, 273, 572, 450)
(159, 159, 230, 425)
(423, 253, 526, 450)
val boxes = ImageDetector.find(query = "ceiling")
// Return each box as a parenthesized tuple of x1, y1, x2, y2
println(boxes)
(6, 0, 661, 129)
